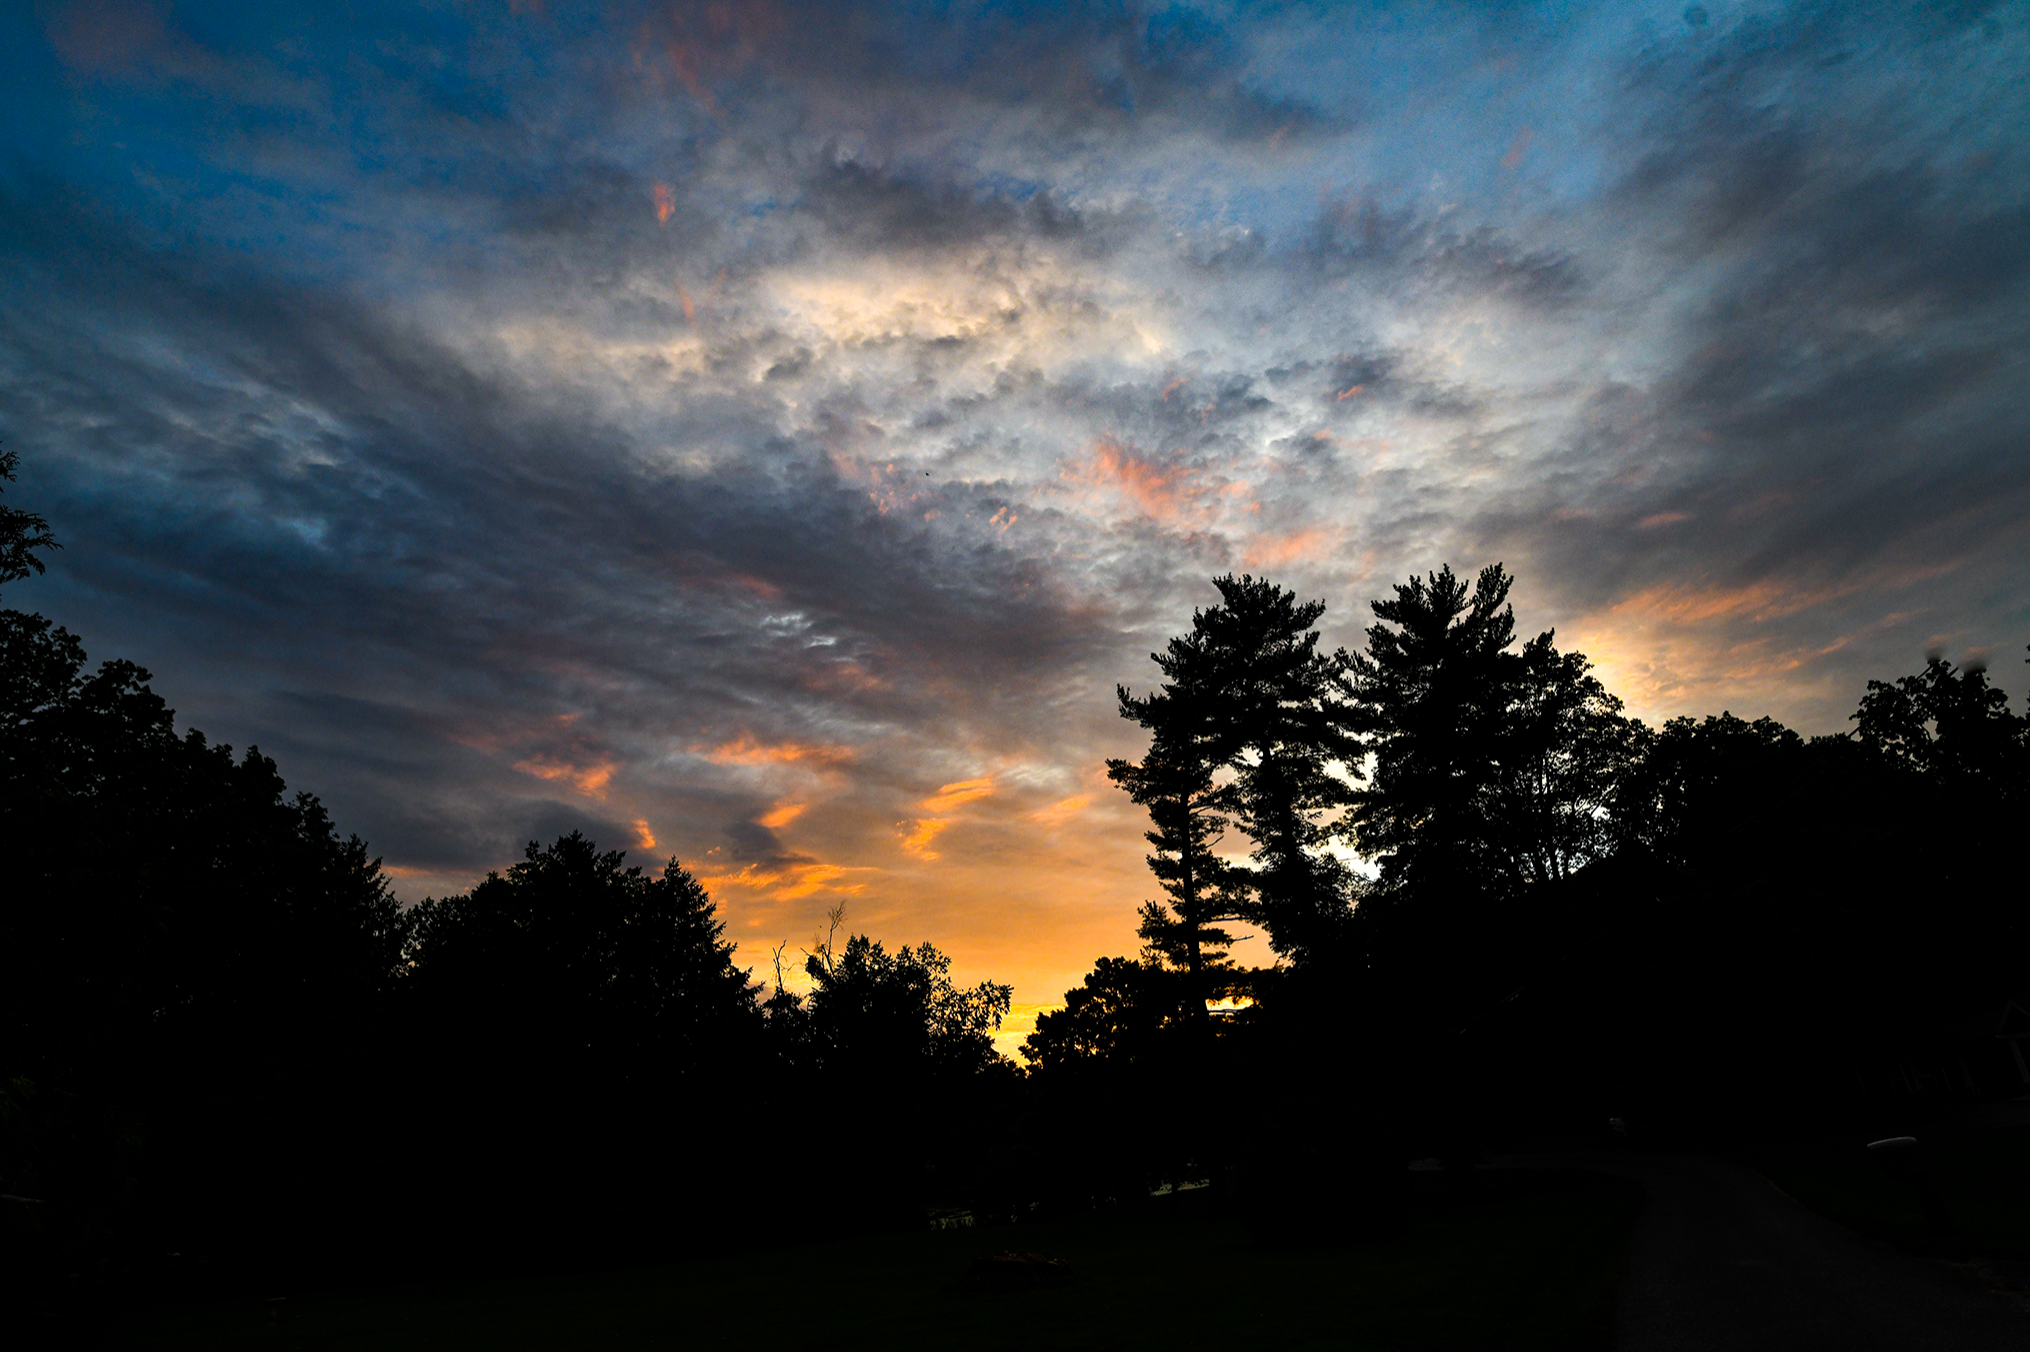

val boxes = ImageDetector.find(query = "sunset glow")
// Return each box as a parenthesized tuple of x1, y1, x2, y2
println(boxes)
(6, 0, 2026, 1014)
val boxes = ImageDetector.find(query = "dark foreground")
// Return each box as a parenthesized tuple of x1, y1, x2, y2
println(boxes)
(125, 1170, 1637, 1351)
(1510, 1149, 2030, 1352)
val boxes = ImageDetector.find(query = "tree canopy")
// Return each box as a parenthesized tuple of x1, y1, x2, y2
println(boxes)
(1110, 574, 1360, 985)
(1338, 563, 1635, 898)
(8, 425, 2030, 1301)
(0, 447, 59, 595)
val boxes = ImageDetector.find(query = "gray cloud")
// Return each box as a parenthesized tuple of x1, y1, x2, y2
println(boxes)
(6, 0, 2028, 996)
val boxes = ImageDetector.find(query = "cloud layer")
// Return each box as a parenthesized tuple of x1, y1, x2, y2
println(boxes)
(5, 0, 2027, 1001)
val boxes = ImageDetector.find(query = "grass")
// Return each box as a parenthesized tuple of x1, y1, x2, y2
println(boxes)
(1753, 1125, 2030, 1257)
(129, 1170, 1641, 1351)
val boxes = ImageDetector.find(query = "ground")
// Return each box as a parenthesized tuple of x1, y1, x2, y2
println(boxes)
(132, 1170, 1638, 1351)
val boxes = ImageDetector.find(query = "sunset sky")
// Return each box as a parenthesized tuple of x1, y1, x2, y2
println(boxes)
(5, 0, 2027, 1012)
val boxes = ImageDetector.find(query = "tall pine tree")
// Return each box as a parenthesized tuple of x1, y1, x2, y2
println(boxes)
(1111, 575, 1358, 994)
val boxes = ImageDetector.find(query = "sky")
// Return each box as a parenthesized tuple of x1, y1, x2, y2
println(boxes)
(4, 0, 2028, 1014)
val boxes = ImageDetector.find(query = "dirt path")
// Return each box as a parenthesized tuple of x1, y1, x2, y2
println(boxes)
(1503, 1151, 2030, 1351)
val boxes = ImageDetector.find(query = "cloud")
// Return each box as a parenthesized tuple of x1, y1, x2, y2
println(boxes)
(757, 801, 806, 829)
(707, 736, 857, 770)
(4, 0, 2027, 1005)
(1030, 794, 1091, 829)
(513, 755, 619, 798)
(921, 777, 995, 813)
(897, 818, 948, 861)
(1061, 436, 1212, 527)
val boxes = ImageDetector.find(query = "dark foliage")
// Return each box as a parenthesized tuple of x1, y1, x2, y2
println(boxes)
(1094, 560, 2028, 1193)
(0, 607, 403, 1292)
(403, 833, 759, 1082)
(1110, 574, 1359, 991)
(1019, 957, 1250, 1206)
(395, 834, 765, 1264)
(1338, 563, 1636, 901)
(0, 447, 60, 593)
(5, 429, 2028, 1311)
(762, 920, 1017, 1230)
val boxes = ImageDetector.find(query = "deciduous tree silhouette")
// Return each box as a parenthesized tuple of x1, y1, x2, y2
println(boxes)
(399, 833, 763, 1257)
(1020, 956, 1210, 1201)
(1, 499, 403, 1278)
(790, 923, 1012, 1080)
(1022, 957, 1184, 1073)
(403, 831, 758, 1079)
(0, 447, 60, 592)
(1483, 631, 1640, 887)
(762, 910, 1014, 1229)
(1852, 653, 2027, 789)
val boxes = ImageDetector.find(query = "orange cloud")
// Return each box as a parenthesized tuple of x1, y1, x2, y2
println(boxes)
(1607, 578, 1843, 627)
(1336, 384, 1365, 401)
(1604, 564, 1964, 629)
(653, 183, 675, 224)
(1030, 794, 1091, 828)
(706, 734, 855, 769)
(698, 860, 867, 901)
(1572, 562, 1962, 724)
(512, 755, 617, 798)
(1064, 436, 1204, 525)
(922, 777, 994, 812)
(633, 819, 658, 851)
(1242, 527, 1331, 568)
(1636, 511, 1691, 529)
(770, 864, 854, 900)
(758, 801, 806, 829)
(898, 818, 948, 860)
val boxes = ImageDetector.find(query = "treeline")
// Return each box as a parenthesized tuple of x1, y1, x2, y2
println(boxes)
(1025, 566, 2030, 1220)
(5, 445, 2028, 1303)
(0, 451, 1019, 1306)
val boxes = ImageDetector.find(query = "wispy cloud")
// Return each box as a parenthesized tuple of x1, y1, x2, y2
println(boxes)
(4, 0, 2026, 1002)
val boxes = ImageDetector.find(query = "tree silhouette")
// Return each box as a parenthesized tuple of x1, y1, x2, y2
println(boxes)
(790, 924, 1013, 1080)
(1108, 739, 1244, 993)
(1338, 564, 1524, 897)
(1852, 653, 2026, 788)
(1021, 957, 1184, 1073)
(0, 447, 60, 595)
(1112, 574, 1360, 993)
(761, 914, 1015, 1230)
(1481, 631, 1639, 887)
(1194, 575, 1360, 965)
(1337, 563, 1636, 900)
(1019, 956, 1211, 1201)
(1110, 619, 1246, 1010)
(1, 594, 403, 1277)
(1608, 711, 1802, 869)
(404, 832, 758, 1077)
(398, 833, 764, 1261)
